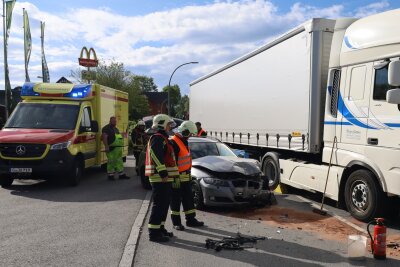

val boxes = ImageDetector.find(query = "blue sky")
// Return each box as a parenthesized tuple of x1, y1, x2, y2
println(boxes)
(1, 0, 399, 95)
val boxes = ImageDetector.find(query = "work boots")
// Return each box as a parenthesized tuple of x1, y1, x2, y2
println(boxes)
(149, 229, 170, 243)
(186, 218, 204, 227)
(173, 224, 185, 231)
(160, 226, 174, 237)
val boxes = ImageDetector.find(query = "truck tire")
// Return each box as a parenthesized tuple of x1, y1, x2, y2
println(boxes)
(140, 166, 151, 190)
(0, 175, 14, 188)
(68, 159, 83, 187)
(192, 180, 204, 210)
(344, 169, 384, 222)
(262, 153, 280, 191)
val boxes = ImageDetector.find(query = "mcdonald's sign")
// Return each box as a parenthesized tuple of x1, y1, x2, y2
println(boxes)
(78, 47, 98, 67)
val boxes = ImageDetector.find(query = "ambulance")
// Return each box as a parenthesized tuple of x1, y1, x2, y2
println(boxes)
(0, 82, 129, 187)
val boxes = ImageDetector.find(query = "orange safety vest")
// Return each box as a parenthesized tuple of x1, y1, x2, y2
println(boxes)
(145, 133, 179, 183)
(197, 128, 206, 137)
(171, 135, 192, 173)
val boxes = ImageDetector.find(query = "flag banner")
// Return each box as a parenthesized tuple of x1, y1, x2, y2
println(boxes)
(4, 0, 16, 113)
(41, 21, 50, 82)
(23, 8, 32, 82)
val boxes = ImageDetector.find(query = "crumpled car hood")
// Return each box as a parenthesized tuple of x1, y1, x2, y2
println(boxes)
(192, 156, 261, 176)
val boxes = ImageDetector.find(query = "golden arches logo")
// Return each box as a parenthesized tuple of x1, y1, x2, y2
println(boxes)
(78, 46, 98, 67)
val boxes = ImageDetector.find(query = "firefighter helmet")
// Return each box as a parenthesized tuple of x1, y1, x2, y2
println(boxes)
(152, 114, 175, 130)
(178, 121, 198, 137)
(137, 120, 145, 126)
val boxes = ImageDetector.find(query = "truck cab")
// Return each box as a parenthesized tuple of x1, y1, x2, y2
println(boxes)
(0, 82, 129, 187)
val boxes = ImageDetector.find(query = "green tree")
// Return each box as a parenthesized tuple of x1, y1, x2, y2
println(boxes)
(70, 60, 150, 120)
(132, 75, 158, 92)
(162, 84, 181, 117)
(176, 95, 189, 119)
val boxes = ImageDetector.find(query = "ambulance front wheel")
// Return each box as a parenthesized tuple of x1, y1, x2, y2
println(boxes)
(0, 175, 14, 188)
(68, 158, 83, 186)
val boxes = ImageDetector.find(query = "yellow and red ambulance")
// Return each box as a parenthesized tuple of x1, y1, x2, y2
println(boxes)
(0, 82, 129, 187)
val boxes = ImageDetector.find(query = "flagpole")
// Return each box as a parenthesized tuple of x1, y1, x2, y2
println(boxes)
(3, 0, 9, 119)
(23, 7, 26, 82)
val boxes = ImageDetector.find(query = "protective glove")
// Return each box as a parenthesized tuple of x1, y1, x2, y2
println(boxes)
(172, 177, 181, 189)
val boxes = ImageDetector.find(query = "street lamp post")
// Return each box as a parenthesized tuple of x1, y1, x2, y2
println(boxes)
(168, 61, 198, 116)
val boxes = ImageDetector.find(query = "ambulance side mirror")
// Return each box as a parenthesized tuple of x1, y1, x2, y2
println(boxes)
(91, 121, 99, 133)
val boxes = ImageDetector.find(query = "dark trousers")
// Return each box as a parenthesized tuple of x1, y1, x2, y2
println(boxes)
(148, 182, 172, 236)
(170, 181, 196, 225)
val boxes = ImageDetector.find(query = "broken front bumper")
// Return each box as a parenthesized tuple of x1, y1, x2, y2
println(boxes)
(200, 178, 265, 206)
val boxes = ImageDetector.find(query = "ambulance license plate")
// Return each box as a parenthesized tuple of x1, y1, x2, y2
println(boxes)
(10, 168, 32, 173)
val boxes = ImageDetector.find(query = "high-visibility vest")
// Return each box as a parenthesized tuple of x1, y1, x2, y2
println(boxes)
(171, 135, 192, 173)
(197, 128, 206, 137)
(145, 133, 179, 183)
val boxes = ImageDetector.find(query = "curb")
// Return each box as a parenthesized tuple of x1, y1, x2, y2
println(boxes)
(119, 191, 152, 267)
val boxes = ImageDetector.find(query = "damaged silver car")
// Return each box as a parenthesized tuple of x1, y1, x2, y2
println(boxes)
(189, 138, 270, 209)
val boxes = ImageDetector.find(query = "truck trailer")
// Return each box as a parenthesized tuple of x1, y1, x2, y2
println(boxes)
(0, 82, 129, 187)
(190, 9, 400, 221)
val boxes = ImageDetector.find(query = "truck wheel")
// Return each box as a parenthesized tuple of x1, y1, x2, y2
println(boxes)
(192, 180, 204, 210)
(0, 175, 14, 188)
(262, 153, 280, 191)
(140, 166, 151, 190)
(344, 169, 383, 222)
(68, 159, 83, 187)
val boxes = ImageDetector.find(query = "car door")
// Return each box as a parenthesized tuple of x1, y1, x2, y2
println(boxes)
(77, 106, 97, 167)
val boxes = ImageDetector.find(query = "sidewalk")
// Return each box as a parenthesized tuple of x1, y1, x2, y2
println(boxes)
(133, 194, 400, 267)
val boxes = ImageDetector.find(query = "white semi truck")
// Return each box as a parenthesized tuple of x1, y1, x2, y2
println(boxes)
(190, 9, 400, 221)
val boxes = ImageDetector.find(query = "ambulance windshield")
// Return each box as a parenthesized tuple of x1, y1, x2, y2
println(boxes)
(5, 103, 80, 130)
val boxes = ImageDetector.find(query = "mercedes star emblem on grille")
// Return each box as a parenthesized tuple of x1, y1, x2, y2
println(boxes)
(16, 145, 26, 155)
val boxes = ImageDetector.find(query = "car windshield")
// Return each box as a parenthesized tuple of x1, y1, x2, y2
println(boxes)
(5, 103, 80, 130)
(189, 141, 237, 159)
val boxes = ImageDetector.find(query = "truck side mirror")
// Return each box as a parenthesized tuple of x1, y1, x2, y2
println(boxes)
(91, 121, 99, 133)
(388, 61, 400, 87)
(387, 89, 400, 104)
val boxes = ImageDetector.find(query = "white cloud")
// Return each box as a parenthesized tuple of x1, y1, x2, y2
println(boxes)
(354, 0, 390, 17)
(0, 1, 396, 93)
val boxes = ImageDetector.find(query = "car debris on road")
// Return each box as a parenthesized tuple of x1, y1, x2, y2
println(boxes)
(205, 233, 265, 252)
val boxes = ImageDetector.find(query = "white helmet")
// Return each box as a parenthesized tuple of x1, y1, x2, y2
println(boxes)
(152, 114, 175, 130)
(137, 120, 145, 126)
(178, 121, 198, 137)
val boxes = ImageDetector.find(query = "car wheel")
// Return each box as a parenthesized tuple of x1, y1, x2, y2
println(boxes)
(140, 166, 151, 190)
(0, 175, 14, 188)
(344, 169, 383, 222)
(262, 153, 280, 191)
(192, 180, 204, 210)
(68, 159, 83, 187)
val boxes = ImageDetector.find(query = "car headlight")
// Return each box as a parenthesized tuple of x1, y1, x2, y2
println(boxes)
(203, 178, 230, 187)
(50, 141, 71, 150)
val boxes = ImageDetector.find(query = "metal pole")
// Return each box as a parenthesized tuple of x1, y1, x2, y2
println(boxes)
(167, 61, 198, 116)
(3, 0, 8, 119)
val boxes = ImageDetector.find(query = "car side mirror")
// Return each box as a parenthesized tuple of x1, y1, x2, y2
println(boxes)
(387, 89, 400, 104)
(388, 61, 400, 87)
(91, 120, 99, 133)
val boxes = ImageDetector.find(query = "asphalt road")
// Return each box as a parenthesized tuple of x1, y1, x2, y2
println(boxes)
(0, 158, 146, 267)
(134, 192, 400, 267)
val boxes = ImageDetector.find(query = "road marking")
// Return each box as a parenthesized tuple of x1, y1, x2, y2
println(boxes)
(119, 191, 152, 267)
(296, 195, 367, 234)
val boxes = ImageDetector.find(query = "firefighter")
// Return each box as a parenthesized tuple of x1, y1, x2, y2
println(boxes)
(131, 120, 148, 161)
(195, 122, 207, 137)
(170, 121, 204, 230)
(102, 116, 130, 180)
(145, 114, 179, 242)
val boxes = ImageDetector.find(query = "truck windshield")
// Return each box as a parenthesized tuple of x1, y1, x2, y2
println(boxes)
(5, 103, 80, 130)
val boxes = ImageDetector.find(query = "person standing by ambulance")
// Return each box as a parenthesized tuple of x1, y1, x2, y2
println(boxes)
(170, 121, 204, 230)
(102, 116, 130, 180)
(145, 114, 179, 242)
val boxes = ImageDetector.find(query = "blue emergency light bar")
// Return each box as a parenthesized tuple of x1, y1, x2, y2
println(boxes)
(21, 83, 92, 98)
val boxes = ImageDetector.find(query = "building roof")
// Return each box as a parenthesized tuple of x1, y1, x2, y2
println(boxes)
(143, 92, 168, 102)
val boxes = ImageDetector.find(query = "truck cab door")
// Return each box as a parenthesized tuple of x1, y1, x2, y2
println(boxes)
(367, 61, 400, 148)
(339, 63, 373, 145)
(77, 106, 97, 167)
